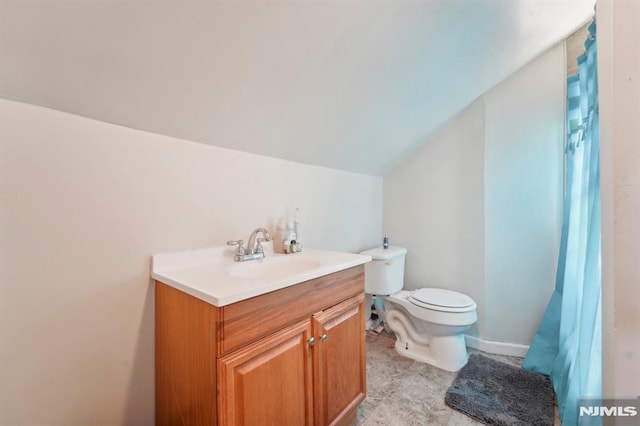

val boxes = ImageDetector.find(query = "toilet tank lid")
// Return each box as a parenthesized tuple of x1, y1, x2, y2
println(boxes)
(359, 246, 407, 260)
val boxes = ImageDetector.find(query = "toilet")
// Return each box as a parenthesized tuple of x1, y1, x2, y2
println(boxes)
(360, 246, 477, 372)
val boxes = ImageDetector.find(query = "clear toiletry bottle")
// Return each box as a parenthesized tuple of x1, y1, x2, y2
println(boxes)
(383, 232, 389, 249)
(278, 219, 289, 253)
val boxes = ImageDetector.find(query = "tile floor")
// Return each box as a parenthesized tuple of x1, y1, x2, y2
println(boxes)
(354, 330, 534, 426)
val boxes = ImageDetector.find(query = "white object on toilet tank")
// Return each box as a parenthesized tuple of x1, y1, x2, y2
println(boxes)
(359, 246, 407, 295)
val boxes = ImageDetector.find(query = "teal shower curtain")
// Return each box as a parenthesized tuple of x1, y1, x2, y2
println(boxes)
(522, 20, 601, 426)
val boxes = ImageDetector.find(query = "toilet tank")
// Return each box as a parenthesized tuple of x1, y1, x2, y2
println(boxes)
(359, 246, 407, 295)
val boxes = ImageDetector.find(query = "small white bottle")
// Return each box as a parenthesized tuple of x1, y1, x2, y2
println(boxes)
(288, 219, 297, 242)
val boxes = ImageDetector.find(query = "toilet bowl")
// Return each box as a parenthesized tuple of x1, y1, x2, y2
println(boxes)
(360, 246, 477, 372)
(382, 289, 477, 371)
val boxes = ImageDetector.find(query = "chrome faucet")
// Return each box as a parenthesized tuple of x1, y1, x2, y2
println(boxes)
(247, 227, 271, 255)
(227, 227, 272, 262)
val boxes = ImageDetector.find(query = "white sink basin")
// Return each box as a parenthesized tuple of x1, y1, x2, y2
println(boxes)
(227, 257, 322, 279)
(151, 244, 371, 306)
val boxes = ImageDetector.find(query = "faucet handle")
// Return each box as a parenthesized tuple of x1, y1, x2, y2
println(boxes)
(226, 240, 245, 255)
(255, 237, 266, 253)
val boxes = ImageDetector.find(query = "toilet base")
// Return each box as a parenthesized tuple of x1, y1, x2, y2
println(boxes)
(392, 334, 469, 372)
(384, 308, 470, 372)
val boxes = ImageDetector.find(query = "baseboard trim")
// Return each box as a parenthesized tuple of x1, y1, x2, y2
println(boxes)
(464, 335, 529, 358)
(365, 323, 530, 358)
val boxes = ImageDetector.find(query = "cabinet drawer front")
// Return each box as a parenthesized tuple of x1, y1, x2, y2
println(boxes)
(219, 265, 364, 356)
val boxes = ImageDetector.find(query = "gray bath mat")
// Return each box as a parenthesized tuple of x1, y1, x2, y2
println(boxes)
(445, 354, 555, 425)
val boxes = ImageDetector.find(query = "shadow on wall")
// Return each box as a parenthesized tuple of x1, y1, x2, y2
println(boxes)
(123, 279, 155, 425)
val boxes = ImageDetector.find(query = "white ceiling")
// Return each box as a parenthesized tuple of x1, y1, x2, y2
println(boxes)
(0, 0, 593, 176)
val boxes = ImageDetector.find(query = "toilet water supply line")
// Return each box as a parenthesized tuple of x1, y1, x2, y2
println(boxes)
(373, 297, 392, 333)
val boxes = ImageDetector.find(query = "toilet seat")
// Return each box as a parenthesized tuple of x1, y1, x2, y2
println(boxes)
(409, 288, 476, 313)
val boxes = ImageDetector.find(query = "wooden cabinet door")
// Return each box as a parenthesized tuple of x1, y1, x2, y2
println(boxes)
(312, 294, 366, 426)
(218, 319, 314, 426)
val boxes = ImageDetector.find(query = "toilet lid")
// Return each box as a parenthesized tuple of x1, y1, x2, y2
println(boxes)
(409, 288, 476, 312)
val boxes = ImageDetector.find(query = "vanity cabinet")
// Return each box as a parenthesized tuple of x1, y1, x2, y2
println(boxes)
(156, 265, 366, 426)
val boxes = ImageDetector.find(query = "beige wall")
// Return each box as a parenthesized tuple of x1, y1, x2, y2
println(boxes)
(383, 43, 564, 349)
(483, 43, 565, 345)
(598, 0, 640, 400)
(0, 99, 382, 425)
(383, 99, 486, 337)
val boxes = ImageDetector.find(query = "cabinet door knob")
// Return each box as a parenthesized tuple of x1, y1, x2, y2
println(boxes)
(308, 337, 316, 346)
(321, 334, 328, 342)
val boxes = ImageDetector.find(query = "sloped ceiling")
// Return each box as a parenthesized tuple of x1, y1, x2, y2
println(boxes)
(0, 0, 593, 176)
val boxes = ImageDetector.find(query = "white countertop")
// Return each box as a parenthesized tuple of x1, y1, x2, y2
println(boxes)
(151, 244, 371, 306)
